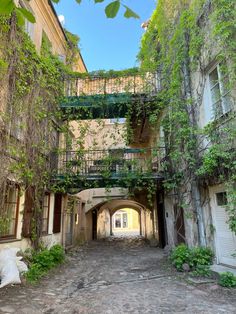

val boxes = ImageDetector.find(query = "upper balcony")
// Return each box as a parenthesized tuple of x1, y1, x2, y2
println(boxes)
(60, 70, 161, 120)
(51, 147, 164, 191)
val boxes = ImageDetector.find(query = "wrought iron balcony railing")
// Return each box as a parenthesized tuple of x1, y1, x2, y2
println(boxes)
(52, 147, 165, 181)
(63, 72, 161, 98)
(60, 72, 161, 120)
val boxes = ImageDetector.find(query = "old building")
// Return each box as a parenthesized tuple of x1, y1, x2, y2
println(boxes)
(1, 0, 235, 273)
(0, 0, 87, 250)
(139, 0, 236, 267)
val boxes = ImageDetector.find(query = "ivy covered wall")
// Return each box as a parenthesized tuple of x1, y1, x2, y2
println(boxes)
(138, 0, 236, 245)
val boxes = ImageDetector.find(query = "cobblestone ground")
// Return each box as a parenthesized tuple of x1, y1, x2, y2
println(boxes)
(0, 238, 236, 314)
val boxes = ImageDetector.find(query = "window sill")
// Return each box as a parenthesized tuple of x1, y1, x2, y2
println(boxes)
(0, 237, 21, 244)
(41, 233, 49, 237)
(213, 109, 235, 126)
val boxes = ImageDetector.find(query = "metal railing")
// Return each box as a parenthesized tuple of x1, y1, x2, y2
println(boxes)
(52, 147, 165, 179)
(64, 72, 161, 97)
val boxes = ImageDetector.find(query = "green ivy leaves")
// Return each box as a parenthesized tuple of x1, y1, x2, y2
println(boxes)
(105, 1, 120, 18)
(123, 5, 140, 19)
(0, 0, 14, 15)
(17, 8, 36, 24)
(104, 1, 140, 19)
(0, 0, 35, 25)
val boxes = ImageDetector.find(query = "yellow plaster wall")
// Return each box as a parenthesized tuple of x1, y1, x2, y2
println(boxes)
(23, 0, 67, 55)
(70, 119, 126, 150)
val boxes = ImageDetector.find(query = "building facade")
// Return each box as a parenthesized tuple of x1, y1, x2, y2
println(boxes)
(139, 0, 236, 267)
(0, 0, 87, 250)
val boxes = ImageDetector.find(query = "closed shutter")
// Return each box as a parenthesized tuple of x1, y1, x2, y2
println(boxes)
(53, 194, 62, 233)
(211, 189, 236, 267)
(22, 187, 34, 237)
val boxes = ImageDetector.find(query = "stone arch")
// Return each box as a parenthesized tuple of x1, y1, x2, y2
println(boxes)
(89, 199, 153, 239)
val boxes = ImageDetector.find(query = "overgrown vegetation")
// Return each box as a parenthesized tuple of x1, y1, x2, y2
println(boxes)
(24, 245, 65, 283)
(0, 13, 76, 247)
(170, 244, 214, 276)
(0, 0, 235, 254)
(138, 0, 236, 239)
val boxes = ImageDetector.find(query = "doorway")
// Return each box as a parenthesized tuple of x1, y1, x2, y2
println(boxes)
(92, 209, 97, 240)
(174, 204, 186, 244)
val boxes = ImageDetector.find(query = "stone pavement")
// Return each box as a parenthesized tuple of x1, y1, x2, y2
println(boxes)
(0, 237, 236, 314)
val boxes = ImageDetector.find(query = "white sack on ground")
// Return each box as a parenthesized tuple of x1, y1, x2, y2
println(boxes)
(0, 248, 21, 288)
(16, 259, 28, 274)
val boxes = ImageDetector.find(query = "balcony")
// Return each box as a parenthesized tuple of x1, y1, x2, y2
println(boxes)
(51, 147, 164, 190)
(60, 71, 161, 120)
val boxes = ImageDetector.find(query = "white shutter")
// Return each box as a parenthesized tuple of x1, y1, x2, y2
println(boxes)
(210, 187, 236, 267)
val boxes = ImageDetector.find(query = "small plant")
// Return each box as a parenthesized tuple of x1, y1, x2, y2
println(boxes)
(24, 245, 65, 283)
(218, 272, 236, 288)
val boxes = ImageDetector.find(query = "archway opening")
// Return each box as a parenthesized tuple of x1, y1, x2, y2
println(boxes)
(111, 208, 141, 238)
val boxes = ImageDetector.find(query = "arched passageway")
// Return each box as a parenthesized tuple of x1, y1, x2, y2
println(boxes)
(87, 199, 155, 241)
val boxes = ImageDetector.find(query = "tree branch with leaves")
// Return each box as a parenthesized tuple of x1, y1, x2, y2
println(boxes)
(0, 0, 140, 21)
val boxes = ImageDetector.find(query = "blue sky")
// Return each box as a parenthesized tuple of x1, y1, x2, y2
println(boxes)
(54, 0, 156, 72)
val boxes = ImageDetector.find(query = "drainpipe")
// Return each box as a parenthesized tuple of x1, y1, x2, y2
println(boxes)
(192, 183, 206, 247)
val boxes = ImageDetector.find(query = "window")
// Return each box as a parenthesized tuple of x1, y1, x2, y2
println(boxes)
(208, 63, 232, 119)
(113, 211, 128, 229)
(216, 192, 228, 206)
(41, 31, 52, 54)
(42, 193, 50, 234)
(109, 118, 126, 124)
(115, 214, 121, 228)
(58, 55, 66, 64)
(19, 1, 34, 41)
(123, 213, 128, 228)
(0, 182, 20, 239)
(25, 19, 34, 41)
(11, 115, 25, 141)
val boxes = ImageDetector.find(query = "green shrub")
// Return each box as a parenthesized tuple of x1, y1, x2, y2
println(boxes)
(32, 249, 56, 270)
(191, 265, 211, 277)
(170, 244, 214, 274)
(24, 244, 65, 283)
(49, 244, 65, 264)
(191, 247, 214, 267)
(170, 244, 191, 271)
(218, 272, 236, 288)
(24, 263, 46, 283)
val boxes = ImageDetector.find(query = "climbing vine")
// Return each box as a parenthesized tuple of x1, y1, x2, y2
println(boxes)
(0, 13, 77, 246)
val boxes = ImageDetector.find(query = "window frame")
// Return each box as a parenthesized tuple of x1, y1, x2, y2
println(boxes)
(208, 63, 232, 120)
(19, 0, 35, 41)
(53, 193, 62, 234)
(109, 118, 126, 124)
(41, 192, 50, 235)
(0, 182, 20, 240)
(113, 211, 129, 229)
